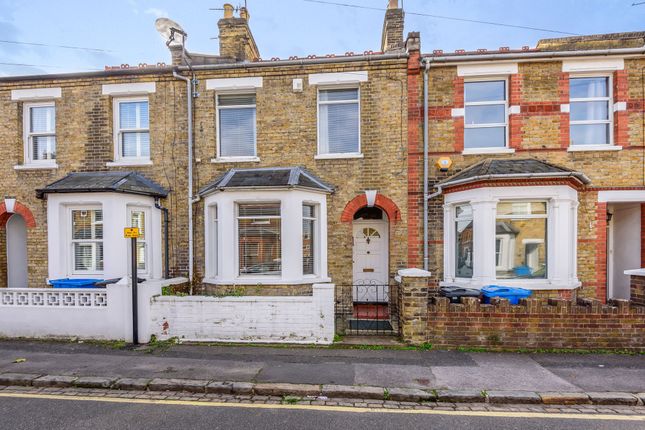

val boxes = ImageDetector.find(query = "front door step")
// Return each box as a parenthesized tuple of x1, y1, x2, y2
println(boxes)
(338, 335, 404, 346)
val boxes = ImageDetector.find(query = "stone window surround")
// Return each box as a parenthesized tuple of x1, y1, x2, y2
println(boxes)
(46, 192, 162, 282)
(442, 185, 580, 291)
(202, 188, 330, 285)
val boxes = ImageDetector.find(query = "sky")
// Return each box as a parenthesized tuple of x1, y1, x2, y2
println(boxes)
(0, 0, 643, 77)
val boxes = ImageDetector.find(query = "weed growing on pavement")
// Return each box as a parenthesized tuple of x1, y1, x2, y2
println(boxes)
(282, 396, 302, 405)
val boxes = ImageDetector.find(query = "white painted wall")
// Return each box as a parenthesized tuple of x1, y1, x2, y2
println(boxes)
(609, 203, 640, 300)
(149, 284, 335, 344)
(6, 215, 28, 288)
(0, 279, 187, 342)
(47, 192, 162, 282)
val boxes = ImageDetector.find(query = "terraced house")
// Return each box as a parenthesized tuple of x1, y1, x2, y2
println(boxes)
(411, 31, 645, 303)
(0, 1, 643, 343)
(0, 2, 411, 329)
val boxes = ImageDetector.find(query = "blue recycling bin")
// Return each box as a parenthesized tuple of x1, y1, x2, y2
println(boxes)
(49, 279, 103, 288)
(481, 285, 532, 305)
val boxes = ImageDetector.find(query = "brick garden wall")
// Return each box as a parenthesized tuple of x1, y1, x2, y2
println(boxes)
(631, 275, 645, 306)
(425, 297, 645, 351)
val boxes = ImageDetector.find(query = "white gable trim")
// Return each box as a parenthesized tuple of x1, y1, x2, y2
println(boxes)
(598, 190, 645, 203)
(457, 63, 518, 77)
(562, 58, 624, 72)
(11, 88, 62, 101)
(102, 82, 156, 96)
(308, 71, 368, 86)
(206, 77, 263, 91)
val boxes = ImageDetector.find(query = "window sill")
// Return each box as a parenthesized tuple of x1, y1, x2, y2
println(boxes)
(462, 148, 515, 155)
(106, 160, 153, 167)
(314, 153, 364, 160)
(567, 145, 622, 152)
(203, 277, 331, 285)
(210, 157, 260, 163)
(14, 163, 59, 170)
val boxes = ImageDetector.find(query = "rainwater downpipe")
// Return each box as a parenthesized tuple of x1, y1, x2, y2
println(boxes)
(173, 70, 196, 292)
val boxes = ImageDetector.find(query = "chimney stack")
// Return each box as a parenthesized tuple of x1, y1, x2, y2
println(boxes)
(218, 3, 260, 62)
(381, 0, 405, 52)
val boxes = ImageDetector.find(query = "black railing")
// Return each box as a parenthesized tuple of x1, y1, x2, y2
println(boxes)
(335, 282, 399, 336)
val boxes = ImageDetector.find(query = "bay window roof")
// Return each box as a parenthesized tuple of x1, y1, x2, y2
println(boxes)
(199, 167, 334, 196)
(36, 171, 168, 199)
(437, 158, 591, 188)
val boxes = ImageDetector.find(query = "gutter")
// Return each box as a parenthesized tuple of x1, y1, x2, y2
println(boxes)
(420, 45, 645, 65)
(172, 70, 196, 292)
(437, 171, 592, 189)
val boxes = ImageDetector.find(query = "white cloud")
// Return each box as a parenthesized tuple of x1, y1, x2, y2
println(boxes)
(145, 7, 169, 18)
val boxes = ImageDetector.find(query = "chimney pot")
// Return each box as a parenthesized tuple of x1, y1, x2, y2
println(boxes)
(239, 7, 249, 21)
(388, 0, 399, 9)
(223, 3, 234, 19)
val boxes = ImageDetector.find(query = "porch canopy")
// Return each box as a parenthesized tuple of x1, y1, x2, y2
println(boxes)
(198, 166, 334, 196)
(36, 171, 169, 199)
(437, 158, 591, 189)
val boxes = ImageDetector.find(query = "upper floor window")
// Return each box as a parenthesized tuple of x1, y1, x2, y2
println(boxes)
(318, 88, 360, 155)
(114, 98, 150, 160)
(24, 102, 56, 163)
(464, 80, 507, 149)
(217, 93, 257, 158)
(569, 77, 611, 146)
(71, 208, 103, 274)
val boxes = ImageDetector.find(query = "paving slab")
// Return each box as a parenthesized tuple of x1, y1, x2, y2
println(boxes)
(253, 383, 320, 397)
(148, 378, 208, 393)
(255, 362, 353, 385)
(586, 392, 639, 405)
(0, 373, 41, 386)
(539, 392, 591, 405)
(487, 390, 541, 404)
(353, 363, 435, 389)
(32, 375, 77, 388)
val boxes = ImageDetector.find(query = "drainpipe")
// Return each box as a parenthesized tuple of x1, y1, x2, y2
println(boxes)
(422, 58, 431, 271)
(154, 198, 170, 279)
(173, 70, 196, 292)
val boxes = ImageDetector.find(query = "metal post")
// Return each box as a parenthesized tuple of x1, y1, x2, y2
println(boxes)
(131, 237, 139, 345)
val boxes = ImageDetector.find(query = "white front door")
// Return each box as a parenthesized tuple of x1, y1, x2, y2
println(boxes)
(352, 220, 388, 302)
(6, 214, 28, 288)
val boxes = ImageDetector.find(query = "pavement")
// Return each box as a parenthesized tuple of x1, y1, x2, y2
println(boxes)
(0, 339, 644, 406)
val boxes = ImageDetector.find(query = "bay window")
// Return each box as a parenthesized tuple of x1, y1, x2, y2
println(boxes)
(303, 204, 317, 275)
(71, 209, 103, 273)
(455, 204, 473, 278)
(318, 88, 360, 155)
(464, 80, 507, 149)
(569, 76, 611, 146)
(129, 209, 148, 273)
(237, 203, 281, 276)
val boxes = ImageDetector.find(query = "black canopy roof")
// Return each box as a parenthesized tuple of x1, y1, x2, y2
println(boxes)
(437, 159, 591, 188)
(36, 172, 168, 199)
(199, 167, 334, 196)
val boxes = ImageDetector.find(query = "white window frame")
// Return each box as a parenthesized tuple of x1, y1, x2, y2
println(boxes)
(463, 77, 509, 152)
(128, 206, 151, 277)
(215, 91, 258, 162)
(69, 206, 104, 276)
(112, 96, 151, 163)
(23, 101, 57, 166)
(568, 73, 613, 148)
(442, 186, 580, 291)
(454, 203, 473, 279)
(235, 201, 282, 278)
(302, 202, 319, 277)
(316, 85, 362, 158)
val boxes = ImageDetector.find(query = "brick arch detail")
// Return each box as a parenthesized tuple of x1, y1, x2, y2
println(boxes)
(340, 193, 402, 223)
(0, 201, 36, 228)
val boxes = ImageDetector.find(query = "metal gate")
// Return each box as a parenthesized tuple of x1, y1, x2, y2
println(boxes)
(335, 282, 399, 336)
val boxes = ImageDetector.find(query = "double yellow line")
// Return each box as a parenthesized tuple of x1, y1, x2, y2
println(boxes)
(1, 392, 644, 421)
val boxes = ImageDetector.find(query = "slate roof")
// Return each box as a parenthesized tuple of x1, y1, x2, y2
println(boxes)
(437, 159, 591, 188)
(36, 172, 169, 199)
(199, 167, 334, 196)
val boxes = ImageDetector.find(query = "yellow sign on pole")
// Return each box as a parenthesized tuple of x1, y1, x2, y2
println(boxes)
(124, 227, 140, 239)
